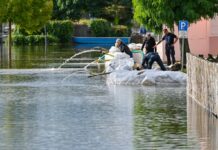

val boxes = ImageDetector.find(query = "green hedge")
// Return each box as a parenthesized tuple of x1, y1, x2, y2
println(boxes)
(90, 19, 112, 37)
(13, 34, 58, 45)
(111, 25, 129, 37)
(13, 20, 73, 45)
(86, 19, 129, 37)
(46, 20, 74, 42)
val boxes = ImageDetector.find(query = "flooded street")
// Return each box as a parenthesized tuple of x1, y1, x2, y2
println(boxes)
(0, 45, 217, 150)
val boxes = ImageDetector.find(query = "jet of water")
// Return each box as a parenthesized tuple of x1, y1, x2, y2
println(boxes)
(57, 49, 105, 69)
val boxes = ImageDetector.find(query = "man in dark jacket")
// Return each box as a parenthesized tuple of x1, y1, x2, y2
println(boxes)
(116, 39, 133, 58)
(141, 33, 157, 54)
(142, 52, 166, 71)
(155, 29, 178, 66)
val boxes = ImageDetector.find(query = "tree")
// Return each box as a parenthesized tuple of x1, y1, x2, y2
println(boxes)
(52, 0, 85, 20)
(102, 0, 133, 25)
(2, 0, 53, 32)
(0, 0, 53, 55)
(0, 0, 7, 22)
(132, 0, 218, 65)
(0, 0, 8, 44)
(52, 0, 133, 25)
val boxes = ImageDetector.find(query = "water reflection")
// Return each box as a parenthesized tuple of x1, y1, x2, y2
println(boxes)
(0, 70, 135, 150)
(0, 44, 109, 69)
(0, 44, 11, 68)
(133, 87, 188, 149)
(0, 96, 37, 150)
(187, 96, 218, 150)
(0, 44, 214, 149)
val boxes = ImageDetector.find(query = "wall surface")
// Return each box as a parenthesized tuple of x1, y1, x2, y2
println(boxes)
(187, 96, 218, 149)
(187, 53, 218, 116)
(158, 18, 218, 62)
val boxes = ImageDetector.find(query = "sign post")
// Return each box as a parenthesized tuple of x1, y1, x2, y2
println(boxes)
(179, 20, 188, 71)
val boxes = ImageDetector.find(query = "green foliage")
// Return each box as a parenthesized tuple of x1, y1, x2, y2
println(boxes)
(13, 20, 73, 44)
(90, 19, 112, 37)
(52, 0, 133, 26)
(111, 25, 129, 37)
(102, 0, 133, 25)
(132, 0, 218, 33)
(0, 0, 7, 22)
(52, 0, 84, 20)
(46, 20, 73, 42)
(12, 35, 27, 45)
(75, 19, 91, 26)
(0, 0, 53, 32)
(13, 34, 58, 45)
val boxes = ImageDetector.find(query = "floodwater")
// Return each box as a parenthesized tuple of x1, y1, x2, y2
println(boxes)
(0, 45, 217, 150)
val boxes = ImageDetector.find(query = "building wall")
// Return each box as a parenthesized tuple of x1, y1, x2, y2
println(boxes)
(209, 37, 218, 55)
(188, 19, 210, 56)
(158, 17, 218, 62)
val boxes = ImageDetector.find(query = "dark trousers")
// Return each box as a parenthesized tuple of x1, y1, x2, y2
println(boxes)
(142, 52, 166, 71)
(165, 45, 175, 65)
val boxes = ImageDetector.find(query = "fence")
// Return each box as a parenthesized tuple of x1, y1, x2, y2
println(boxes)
(187, 53, 218, 117)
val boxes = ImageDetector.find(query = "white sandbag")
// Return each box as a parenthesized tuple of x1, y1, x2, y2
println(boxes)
(128, 43, 142, 50)
(109, 46, 120, 53)
(106, 69, 187, 86)
(105, 46, 187, 86)
(105, 52, 134, 72)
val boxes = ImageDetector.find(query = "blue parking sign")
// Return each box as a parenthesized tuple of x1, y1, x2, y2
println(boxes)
(179, 21, 188, 31)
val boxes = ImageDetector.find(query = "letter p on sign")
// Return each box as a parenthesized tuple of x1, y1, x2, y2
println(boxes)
(179, 21, 188, 31)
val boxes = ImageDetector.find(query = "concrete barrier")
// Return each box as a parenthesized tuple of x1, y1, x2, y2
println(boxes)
(187, 53, 218, 117)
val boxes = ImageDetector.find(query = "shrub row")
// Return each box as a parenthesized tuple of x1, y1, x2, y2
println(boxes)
(90, 19, 111, 37)
(13, 20, 73, 45)
(46, 20, 74, 42)
(90, 19, 130, 37)
(75, 19, 130, 37)
(111, 25, 129, 37)
(13, 34, 58, 45)
(12, 19, 129, 45)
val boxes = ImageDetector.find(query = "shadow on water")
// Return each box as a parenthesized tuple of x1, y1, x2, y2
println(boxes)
(187, 96, 218, 150)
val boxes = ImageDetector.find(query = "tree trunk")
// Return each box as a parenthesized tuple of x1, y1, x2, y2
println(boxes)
(0, 23, 2, 44)
(0, 23, 2, 64)
(8, 21, 12, 60)
(179, 38, 190, 67)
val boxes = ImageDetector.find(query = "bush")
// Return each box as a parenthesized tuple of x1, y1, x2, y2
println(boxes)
(12, 20, 73, 44)
(12, 35, 28, 45)
(46, 20, 74, 42)
(13, 34, 58, 45)
(111, 25, 129, 37)
(75, 19, 91, 26)
(90, 19, 111, 37)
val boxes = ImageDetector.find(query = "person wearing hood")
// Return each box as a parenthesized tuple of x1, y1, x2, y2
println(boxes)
(115, 38, 133, 58)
